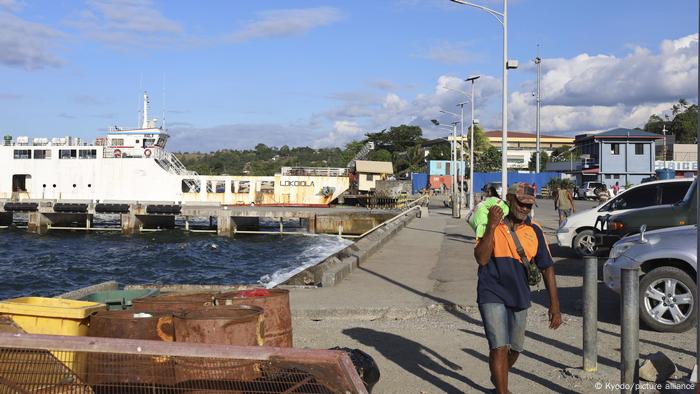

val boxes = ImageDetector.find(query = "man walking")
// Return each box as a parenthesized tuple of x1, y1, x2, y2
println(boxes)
(474, 183, 562, 394)
(555, 185, 575, 225)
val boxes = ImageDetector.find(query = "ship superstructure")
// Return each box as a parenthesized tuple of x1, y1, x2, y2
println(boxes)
(0, 93, 349, 205)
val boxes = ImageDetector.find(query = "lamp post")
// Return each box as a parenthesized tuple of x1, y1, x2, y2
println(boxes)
(450, 0, 515, 191)
(466, 75, 480, 210)
(432, 118, 461, 218)
(534, 56, 542, 173)
(458, 101, 468, 208)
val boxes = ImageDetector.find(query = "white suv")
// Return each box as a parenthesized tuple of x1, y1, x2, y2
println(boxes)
(556, 178, 693, 256)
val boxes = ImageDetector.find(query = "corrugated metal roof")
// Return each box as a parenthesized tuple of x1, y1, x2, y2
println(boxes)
(355, 160, 393, 173)
(576, 128, 662, 141)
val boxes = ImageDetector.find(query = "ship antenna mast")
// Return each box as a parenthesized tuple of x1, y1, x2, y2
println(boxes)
(141, 91, 149, 129)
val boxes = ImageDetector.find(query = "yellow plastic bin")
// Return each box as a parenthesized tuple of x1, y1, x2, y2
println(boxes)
(0, 297, 106, 379)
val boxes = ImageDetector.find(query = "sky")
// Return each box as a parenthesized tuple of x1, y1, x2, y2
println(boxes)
(0, 0, 698, 152)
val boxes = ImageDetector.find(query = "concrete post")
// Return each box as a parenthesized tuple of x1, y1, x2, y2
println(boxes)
(307, 215, 317, 234)
(217, 214, 232, 237)
(583, 256, 597, 372)
(120, 213, 143, 235)
(621, 267, 640, 394)
(28, 212, 50, 234)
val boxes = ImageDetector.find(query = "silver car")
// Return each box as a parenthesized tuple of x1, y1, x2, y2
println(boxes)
(603, 225, 697, 333)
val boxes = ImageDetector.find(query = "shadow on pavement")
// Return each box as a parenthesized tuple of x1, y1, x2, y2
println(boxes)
(530, 284, 621, 325)
(403, 226, 446, 236)
(343, 327, 490, 393)
(462, 348, 576, 393)
(357, 266, 625, 387)
(446, 233, 475, 243)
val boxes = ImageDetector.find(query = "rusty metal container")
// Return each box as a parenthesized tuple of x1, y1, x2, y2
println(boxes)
(87, 310, 176, 386)
(131, 292, 217, 313)
(172, 305, 264, 384)
(216, 288, 292, 348)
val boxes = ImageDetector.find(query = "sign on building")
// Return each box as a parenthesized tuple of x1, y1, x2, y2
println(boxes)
(655, 161, 698, 171)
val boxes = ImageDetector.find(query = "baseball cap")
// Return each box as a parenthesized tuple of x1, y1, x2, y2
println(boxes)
(507, 182, 536, 205)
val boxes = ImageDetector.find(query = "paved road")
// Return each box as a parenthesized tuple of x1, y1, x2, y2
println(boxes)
(290, 196, 696, 393)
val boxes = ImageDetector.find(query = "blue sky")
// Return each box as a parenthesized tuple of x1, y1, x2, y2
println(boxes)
(0, 0, 697, 152)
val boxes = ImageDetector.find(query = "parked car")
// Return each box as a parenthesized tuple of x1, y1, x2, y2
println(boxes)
(576, 182, 606, 199)
(556, 178, 693, 256)
(481, 182, 503, 198)
(603, 225, 697, 332)
(596, 178, 697, 252)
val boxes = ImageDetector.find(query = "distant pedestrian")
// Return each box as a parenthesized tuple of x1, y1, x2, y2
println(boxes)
(474, 182, 561, 394)
(612, 181, 620, 196)
(555, 186, 575, 225)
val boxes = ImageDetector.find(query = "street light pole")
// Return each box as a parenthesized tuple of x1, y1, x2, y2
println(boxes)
(450, 0, 512, 191)
(534, 56, 542, 173)
(466, 75, 480, 210)
(458, 102, 467, 209)
(431, 118, 460, 218)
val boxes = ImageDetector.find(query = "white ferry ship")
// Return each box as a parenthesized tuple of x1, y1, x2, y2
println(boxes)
(0, 93, 349, 206)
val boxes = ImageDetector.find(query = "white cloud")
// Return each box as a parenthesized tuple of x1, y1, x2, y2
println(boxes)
(537, 34, 698, 107)
(0, 11, 64, 70)
(508, 34, 698, 133)
(228, 7, 342, 43)
(69, 0, 183, 47)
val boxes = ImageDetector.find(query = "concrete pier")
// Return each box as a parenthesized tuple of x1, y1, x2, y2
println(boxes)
(0, 199, 396, 237)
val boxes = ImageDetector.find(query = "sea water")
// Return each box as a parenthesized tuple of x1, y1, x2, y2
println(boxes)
(0, 225, 351, 299)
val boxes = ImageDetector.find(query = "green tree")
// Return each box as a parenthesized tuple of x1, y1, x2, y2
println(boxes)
(670, 103, 698, 143)
(425, 142, 451, 161)
(368, 149, 392, 162)
(366, 124, 424, 153)
(528, 151, 550, 172)
(643, 99, 697, 143)
(475, 146, 502, 172)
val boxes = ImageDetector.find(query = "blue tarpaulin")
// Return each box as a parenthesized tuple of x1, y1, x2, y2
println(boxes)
(411, 172, 429, 194)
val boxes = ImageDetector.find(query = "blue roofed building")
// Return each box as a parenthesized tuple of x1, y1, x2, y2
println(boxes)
(546, 128, 662, 187)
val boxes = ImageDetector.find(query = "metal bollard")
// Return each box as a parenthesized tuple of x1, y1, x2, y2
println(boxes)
(620, 267, 640, 394)
(583, 256, 597, 372)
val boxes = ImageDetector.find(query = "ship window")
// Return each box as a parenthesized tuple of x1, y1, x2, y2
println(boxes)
(237, 181, 250, 193)
(33, 150, 51, 159)
(59, 149, 77, 159)
(181, 179, 200, 193)
(111, 138, 124, 146)
(79, 149, 97, 159)
(207, 180, 226, 193)
(13, 150, 31, 159)
(260, 180, 274, 193)
(144, 138, 156, 148)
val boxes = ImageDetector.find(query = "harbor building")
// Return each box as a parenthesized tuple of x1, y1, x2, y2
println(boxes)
(546, 128, 662, 187)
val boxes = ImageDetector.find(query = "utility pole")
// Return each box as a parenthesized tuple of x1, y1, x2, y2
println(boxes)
(534, 55, 542, 173)
(662, 125, 668, 168)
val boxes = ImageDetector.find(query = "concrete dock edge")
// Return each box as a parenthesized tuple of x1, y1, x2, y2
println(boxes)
(284, 209, 418, 287)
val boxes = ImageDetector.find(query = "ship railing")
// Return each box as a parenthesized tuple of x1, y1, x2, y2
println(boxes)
(280, 167, 348, 177)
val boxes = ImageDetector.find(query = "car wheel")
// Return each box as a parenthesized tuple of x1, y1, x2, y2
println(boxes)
(639, 266, 697, 333)
(573, 229, 598, 256)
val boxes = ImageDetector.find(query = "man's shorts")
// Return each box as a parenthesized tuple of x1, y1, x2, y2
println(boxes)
(558, 208, 572, 218)
(478, 303, 528, 352)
